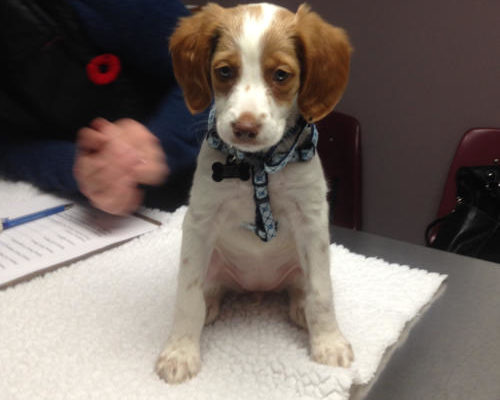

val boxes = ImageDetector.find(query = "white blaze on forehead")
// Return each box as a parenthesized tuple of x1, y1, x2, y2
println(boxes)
(239, 3, 279, 54)
(234, 4, 279, 106)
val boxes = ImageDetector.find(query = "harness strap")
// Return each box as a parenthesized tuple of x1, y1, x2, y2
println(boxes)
(206, 107, 318, 242)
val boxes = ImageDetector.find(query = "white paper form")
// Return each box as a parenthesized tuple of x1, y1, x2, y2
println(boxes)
(0, 196, 160, 288)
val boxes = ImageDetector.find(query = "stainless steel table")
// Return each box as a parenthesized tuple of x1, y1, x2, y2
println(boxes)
(330, 227, 500, 400)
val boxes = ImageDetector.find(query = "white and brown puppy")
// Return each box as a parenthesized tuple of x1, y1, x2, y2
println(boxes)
(156, 2, 353, 383)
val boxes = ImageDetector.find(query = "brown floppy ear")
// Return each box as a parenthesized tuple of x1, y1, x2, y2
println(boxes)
(295, 4, 352, 122)
(169, 3, 223, 114)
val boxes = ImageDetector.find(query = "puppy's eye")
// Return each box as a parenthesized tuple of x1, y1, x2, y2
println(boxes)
(273, 69, 290, 83)
(216, 66, 234, 80)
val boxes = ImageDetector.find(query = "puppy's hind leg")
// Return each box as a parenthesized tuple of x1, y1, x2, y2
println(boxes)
(204, 282, 226, 326)
(287, 275, 308, 330)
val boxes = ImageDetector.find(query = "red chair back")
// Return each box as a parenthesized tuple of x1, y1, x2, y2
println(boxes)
(316, 111, 362, 230)
(437, 128, 500, 218)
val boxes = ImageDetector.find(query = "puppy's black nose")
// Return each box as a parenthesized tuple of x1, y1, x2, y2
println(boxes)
(232, 112, 261, 140)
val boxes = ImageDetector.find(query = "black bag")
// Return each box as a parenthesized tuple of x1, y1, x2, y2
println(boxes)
(426, 166, 500, 263)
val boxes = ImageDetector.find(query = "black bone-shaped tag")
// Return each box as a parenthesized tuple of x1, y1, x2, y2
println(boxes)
(212, 158, 251, 182)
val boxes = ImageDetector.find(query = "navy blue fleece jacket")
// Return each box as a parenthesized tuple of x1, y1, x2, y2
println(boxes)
(0, 0, 206, 193)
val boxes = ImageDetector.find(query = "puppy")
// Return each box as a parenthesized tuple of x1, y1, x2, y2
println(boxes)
(156, 2, 353, 383)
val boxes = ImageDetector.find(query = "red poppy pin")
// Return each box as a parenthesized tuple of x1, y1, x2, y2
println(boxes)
(86, 54, 121, 85)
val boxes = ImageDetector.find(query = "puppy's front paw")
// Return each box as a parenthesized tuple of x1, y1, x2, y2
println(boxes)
(311, 330, 354, 368)
(156, 337, 201, 384)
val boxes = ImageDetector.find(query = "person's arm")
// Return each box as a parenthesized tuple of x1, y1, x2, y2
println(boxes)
(145, 85, 209, 177)
(0, 139, 79, 193)
(71, 0, 209, 176)
(0, 0, 205, 213)
(0, 118, 169, 216)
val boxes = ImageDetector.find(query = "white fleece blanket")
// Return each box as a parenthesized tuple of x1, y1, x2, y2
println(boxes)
(0, 180, 446, 400)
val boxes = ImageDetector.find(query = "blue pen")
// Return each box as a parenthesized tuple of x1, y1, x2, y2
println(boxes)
(1, 204, 73, 232)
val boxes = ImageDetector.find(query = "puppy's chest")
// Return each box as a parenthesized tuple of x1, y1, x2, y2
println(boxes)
(202, 159, 323, 291)
(209, 171, 302, 291)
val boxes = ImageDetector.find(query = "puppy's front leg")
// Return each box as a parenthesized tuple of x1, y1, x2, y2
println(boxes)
(156, 211, 215, 383)
(291, 203, 354, 368)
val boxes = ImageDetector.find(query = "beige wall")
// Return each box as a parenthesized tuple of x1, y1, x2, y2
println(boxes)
(186, 0, 500, 244)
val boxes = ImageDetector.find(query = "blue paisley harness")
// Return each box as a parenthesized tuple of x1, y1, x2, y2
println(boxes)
(206, 108, 319, 242)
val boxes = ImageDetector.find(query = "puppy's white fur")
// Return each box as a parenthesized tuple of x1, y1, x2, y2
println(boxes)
(156, 2, 353, 383)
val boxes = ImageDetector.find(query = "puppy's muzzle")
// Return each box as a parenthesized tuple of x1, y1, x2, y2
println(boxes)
(231, 112, 261, 142)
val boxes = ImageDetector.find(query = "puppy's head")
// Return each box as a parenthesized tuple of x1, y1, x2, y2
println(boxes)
(170, 3, 352, 152)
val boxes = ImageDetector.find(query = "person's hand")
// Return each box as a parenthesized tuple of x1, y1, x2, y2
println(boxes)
(74, 118, 168, 215)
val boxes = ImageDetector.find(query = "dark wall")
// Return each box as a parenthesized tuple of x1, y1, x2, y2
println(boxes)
(185, 0, 500, 244)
